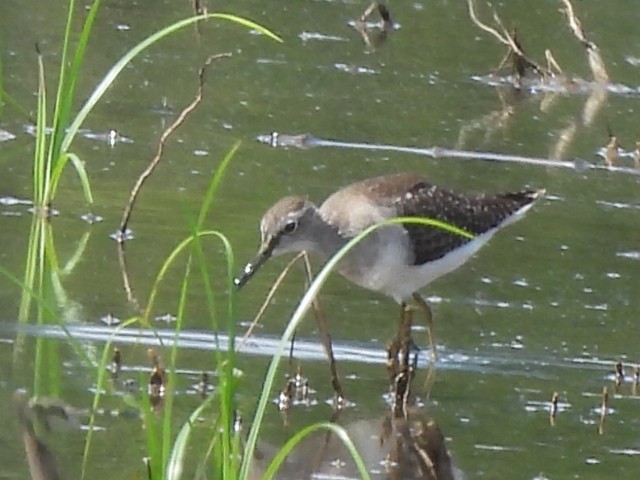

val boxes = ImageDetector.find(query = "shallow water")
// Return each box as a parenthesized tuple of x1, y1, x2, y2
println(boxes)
(1, 0, 640, 478)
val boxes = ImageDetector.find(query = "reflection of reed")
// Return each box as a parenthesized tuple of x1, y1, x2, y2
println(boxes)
(252, 413, 457, 480)
(549, 86, 608, 161)
(261, 298, 456, 479)
(15, 391, 81, 480)
(456, 85, 521, 150)
(18, 412, 62, 480)
(116, 242, 140, 310)
(465, 0, 615, 163)
(147, 348, 166, 412)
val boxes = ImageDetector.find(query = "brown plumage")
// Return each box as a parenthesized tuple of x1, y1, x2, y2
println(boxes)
(236, 173, 544, 303)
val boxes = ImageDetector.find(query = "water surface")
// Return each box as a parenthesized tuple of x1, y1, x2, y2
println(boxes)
(1, 0, 640, 478)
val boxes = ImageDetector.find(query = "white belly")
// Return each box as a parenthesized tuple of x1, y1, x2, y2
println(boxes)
(339, 228, 498, 303)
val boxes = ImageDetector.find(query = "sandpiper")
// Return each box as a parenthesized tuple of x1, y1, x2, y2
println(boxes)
(235, 173, 544, 355)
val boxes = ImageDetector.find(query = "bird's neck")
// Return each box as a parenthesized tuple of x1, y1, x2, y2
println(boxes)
(305, 208, 348, 261)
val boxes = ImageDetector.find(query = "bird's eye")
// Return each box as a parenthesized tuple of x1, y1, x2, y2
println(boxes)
(283, 220, 298, 234)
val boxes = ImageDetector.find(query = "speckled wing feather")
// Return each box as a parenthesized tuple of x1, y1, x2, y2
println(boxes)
(353, 173, 538, 265)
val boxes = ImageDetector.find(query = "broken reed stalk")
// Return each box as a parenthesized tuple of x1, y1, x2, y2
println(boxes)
(199, 371, 209, 399)
(468, 0, 609, 84)
(549, 391, 559, 426)
(598, 386, 608, 435)
(111, 347, 121, 379)
(614, 361, 624, 391)
(560, 0, 609, 83)
(117, 52, 232, 241)
(466, 0, 511, 48)
(466, 0, 548, 78)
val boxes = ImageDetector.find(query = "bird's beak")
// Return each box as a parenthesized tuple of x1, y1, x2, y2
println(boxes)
(234, 239, 275, 288)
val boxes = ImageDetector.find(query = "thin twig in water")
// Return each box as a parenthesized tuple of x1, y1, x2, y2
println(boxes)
(238, 252, 306, 348)
(467, 0, 510, 47)
(117, 52, 232, 240)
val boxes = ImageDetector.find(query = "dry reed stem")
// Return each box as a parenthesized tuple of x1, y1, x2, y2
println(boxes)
(549, 391, 559, 426)
(467, 0, 511, 48)
(598, 386, 608, 435)
(237, 251, 306, 348)
(560, 0, 609, 83)
(467, 0, 548, 78)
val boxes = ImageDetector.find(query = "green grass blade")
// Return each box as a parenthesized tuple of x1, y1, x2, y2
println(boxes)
(140, 375, 163, 479)
(263, 422, 372, 480)
(161, 256, 193, 476)
(50, 152, 94, 205)
(168, 141, 240, 477)
(60, 230, 91, 276)
(80, 317, 138, 480)
(49, 0, 101, 163)
(143, 230, 233, 323)
(48, 0, 77, 163)
(196, 141, 241, 228)
(188, 143, 239, 474)
(34, 50, 48, 206)
(167, 396, 216, 480)
(210, 12, 283, 42)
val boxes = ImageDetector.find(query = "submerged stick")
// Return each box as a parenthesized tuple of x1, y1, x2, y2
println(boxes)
(258, 131, 640, 176)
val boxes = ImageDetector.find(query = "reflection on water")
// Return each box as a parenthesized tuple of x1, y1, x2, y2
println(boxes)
(0, 321, 633, 378)
(2, 0, 640, 477)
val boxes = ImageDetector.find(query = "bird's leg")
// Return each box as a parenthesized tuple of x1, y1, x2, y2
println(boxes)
(412, 292, 437, 363)
(398, 303, 414, 372)
(303, 253, 345, 405)
(386, 303, 412, 384)
(385, 303, 418, 418)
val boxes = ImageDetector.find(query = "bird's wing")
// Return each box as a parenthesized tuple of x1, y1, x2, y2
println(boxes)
(321, 173, 539, 265)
